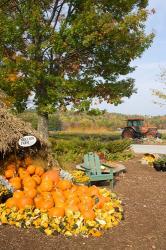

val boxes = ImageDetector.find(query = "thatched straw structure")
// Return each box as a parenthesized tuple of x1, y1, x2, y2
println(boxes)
(0, 108, 47, 157)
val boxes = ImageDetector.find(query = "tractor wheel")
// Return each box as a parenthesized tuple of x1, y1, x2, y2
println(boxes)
(122, 129, 135, 139)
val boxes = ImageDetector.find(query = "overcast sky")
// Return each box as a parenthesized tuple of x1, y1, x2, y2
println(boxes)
(98, 0, 166, 116)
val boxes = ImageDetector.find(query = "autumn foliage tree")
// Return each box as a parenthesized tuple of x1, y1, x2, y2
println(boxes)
(0, 0, 153, 139)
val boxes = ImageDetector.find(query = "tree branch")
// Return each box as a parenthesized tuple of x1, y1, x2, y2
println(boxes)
(53, 1, 65, 29)
(48, 0, 59, 25)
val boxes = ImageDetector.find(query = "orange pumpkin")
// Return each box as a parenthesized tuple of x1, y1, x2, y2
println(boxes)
(82, 209, 96, 220)
(24, 156, 33, 166)
(76, 186, 90, 198)
(42, 192, 53, 201)
(35, 166, 44, 176)
(66, 195, 80, 206)
(5, 169, 15, 179)
(57, 179, 72, 191)
(6, 197, 17, 208)
(36, 198, 54, 210)
(80, 196, 94, 208)
(48, 207, 65, 218)
(6, 164, 16, 171)
(70, 185, 78, 193)
(24, 188, 37, 199)
(51, 190, 65, 203)
(18, 168, 30, 179)
(17, 196, 33, 209)
(26, 165, 36, 175)
(22, 176, 36, 189)
(13, 190, 25, 200)
(39, 179, 53, 192)
(34, 195, 43, 208)
(63, 190, 71, 199)
(36, 185, 43, 194)
(32, 175, 41, 185)
(42, 170, 60, 185)
(9, 177, 21, 190)
(54, 200, 66, 208)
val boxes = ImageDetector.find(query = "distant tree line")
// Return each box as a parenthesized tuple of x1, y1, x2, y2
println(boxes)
(18, 110, 166, 131)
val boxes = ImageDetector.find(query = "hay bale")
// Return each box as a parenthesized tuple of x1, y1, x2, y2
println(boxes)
(0, 108, 56, 170)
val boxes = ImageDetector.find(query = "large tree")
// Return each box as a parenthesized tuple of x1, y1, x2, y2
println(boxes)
(0, 0, 153, 139)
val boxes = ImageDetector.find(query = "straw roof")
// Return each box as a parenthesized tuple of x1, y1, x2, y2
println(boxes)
(0, 108, 47, 154)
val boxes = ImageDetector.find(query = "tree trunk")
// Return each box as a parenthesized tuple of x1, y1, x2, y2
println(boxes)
(37, 112, 49, 140)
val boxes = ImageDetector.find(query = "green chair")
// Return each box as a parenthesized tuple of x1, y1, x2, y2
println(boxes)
(83, 152, 114, 188)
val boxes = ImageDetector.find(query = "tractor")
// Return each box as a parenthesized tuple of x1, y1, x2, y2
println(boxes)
(122, 118, 161, 139)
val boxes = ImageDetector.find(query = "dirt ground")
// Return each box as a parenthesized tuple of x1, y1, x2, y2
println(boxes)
(0, 157, 166, 250)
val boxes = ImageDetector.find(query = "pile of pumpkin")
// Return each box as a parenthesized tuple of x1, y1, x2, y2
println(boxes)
(0, 158, 123, 236)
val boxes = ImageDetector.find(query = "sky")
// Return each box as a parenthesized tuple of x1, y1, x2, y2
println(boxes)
(98, 0, 166, 116)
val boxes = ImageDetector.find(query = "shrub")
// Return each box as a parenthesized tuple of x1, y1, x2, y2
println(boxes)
(105, 140, 131, 153)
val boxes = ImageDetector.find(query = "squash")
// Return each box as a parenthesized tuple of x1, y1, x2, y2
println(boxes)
(65, 204, 79, 216)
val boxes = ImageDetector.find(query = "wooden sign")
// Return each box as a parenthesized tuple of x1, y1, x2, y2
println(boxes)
(19, 135, 37, 147)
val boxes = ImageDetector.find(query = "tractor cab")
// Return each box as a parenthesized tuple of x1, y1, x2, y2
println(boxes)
(127, 118, 144, 128)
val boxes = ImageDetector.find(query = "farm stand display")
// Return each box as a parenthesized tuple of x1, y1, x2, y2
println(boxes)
(0, 109, 123, 237)
(0, 163, 123, 237)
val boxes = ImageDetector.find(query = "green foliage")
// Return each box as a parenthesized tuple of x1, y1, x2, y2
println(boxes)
(0, 0, 153, 116)
(87, 108, 103, 116)
(105, 140, 131, 153)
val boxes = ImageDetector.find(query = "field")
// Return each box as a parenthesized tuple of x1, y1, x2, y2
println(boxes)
(0, 156, 166, 250)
